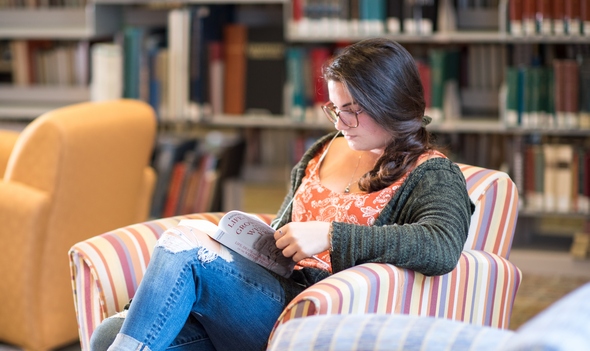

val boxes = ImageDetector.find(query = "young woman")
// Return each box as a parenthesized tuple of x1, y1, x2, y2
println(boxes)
(92, 37, 474, 351)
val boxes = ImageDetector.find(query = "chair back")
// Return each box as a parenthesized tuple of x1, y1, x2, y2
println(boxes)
(0, 99, 156, 351)
(459, 164, 519, 258)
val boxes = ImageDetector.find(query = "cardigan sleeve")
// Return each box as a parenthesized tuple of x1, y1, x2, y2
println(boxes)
(329, 160, 474, 276)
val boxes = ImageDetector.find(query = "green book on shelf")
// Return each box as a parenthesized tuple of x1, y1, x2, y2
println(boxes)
(505, 66, 520, 127)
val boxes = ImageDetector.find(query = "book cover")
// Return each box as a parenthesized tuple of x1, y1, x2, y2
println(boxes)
(505, 66, 520, 127)
(583, 0, 590, 35)
(208, 41, 224, 117)
(387, 0, 403, 33)
(90, 43, 123, 102)
(359, 0, 387, 35)
(123, 26, 145, 99)
(579, 60, 590, 128)
(404, 0, 438, 34)
(179, 211, 295, 277)
(310, 47, 330, 109)
(223, 24, 247, 115)
(535, 0, 551, 34)
(286, 46, 307, 121)
(552, 0, 565, 35)
(168, 8, 191, 121)
(509, 0, 523, 35)
(562, 59, 580, 128)
(564, 0, 581, 35)
(555, 144, 574, 212)
(244, 25, 286, 116)
(522, 0, 536, 35)
(150, 136, 198, 218)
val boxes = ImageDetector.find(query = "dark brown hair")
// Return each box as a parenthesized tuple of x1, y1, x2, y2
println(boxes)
(323, 38, 435, 192)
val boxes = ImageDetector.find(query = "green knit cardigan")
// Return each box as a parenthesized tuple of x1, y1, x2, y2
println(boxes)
(272, 132, 475, 302)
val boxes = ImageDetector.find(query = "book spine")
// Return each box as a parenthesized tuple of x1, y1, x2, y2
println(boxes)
(535, 0, 551, 34)
(583, 0, 590, 35)
(386, 0, 403, 33)
(522, 0, 536, 35)
(552, 0, 565, 35)
(564, 0, 581, 35)
(223, 24, 247, 115)
(509, 0, 523, 35)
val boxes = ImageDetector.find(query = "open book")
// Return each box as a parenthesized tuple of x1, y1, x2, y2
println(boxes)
(179, 211, 295, 277)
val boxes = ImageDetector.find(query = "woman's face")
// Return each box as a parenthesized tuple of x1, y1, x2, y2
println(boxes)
(327, 80, 391, 154)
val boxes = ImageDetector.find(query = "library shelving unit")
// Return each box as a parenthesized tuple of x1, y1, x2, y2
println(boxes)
(3, 0, 590, 245)
(0, 4, 122, 120)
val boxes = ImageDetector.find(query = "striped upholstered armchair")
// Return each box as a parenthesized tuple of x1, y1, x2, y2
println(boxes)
(69, 164, 521, 350)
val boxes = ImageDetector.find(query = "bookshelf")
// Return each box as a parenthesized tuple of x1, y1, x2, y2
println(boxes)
(2, 0, 590, 247)
(0, 4, 123, 120)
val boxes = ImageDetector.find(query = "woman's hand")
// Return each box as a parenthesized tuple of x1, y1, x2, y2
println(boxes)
(274, 221, 331, 262)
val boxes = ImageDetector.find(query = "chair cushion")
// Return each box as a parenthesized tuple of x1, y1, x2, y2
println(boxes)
(268, 313, 513, 351)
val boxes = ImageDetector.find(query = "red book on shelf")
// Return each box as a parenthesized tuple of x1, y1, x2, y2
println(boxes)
(535, 0, 551, 34)
(223, 24, 247, 115)
(163, 162, 188, 217)
(522, 0, 536, 35)
(509, 0, 523, 35)
(416, 60, 431, 110)
(583, 0, 590, 35)
(552, 0, 565, 34)
(310, 47, 331, 106)
(208, 41, 224, 116)
(564, 0, 581, 35)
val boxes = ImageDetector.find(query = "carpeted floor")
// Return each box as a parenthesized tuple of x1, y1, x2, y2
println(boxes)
(509, 273, 590, 330)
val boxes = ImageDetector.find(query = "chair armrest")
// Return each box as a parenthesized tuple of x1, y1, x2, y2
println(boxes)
(0, 182, 50, 336)
(271, 250, 522, 343)
(134, 166, 156, 223)
(0, 129, 19, 177)
(268, 314, 514, 351)
(68, 212, 274, 350)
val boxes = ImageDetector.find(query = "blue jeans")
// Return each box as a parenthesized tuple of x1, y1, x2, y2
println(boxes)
(102, 227, 295, 351)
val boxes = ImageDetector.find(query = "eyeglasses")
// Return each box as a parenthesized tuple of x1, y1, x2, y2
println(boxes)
(322, 102, 362, 128)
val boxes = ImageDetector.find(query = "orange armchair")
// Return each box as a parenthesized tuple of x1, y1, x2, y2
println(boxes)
(0, 99, 156, 351)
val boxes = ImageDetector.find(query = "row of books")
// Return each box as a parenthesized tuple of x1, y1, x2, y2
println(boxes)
(90, 5, 288, 123)
(520, 142, 590, 215)
(509, 0, 590, 37)
(286, 43, 505, 125)
(151, 128, 324, 217)
(8, 40, 89, 86)
(289, 0, 440, 37)
(504, 58, 590, 129)
(150, 130, 245, 218)
(0, 0, 86, 8)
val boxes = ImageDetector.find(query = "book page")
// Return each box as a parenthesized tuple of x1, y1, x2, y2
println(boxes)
(180, 211, 294, 277)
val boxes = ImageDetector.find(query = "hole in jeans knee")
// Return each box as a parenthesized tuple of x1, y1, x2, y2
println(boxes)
(156, 228, 233, 263)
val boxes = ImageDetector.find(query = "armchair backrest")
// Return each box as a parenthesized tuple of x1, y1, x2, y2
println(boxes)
(0, 99, 156, 351)
(459, 164, 519, 258)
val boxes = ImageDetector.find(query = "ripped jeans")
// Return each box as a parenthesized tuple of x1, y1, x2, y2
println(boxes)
(104, 224, 290, 351)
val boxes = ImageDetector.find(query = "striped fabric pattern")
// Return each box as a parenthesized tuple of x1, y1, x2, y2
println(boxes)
(69, 164, 520, 350)
(459, 164, 519, 258)
(268, 314, 514, 351)
(68, 212, 273, 351)
(270, 165, 521, 341)
(272, 251, 521, 333)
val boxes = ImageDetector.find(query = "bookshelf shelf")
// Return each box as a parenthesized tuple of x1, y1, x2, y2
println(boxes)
(161, 115, 333, 130)
(287, 30, 590, 44)
(93, 0, 285, 3)
(0, 5, 122, 39)
(0, 85, 90, 119)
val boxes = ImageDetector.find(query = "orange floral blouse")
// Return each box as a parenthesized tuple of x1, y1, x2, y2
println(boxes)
(292, 143, 446, 273)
